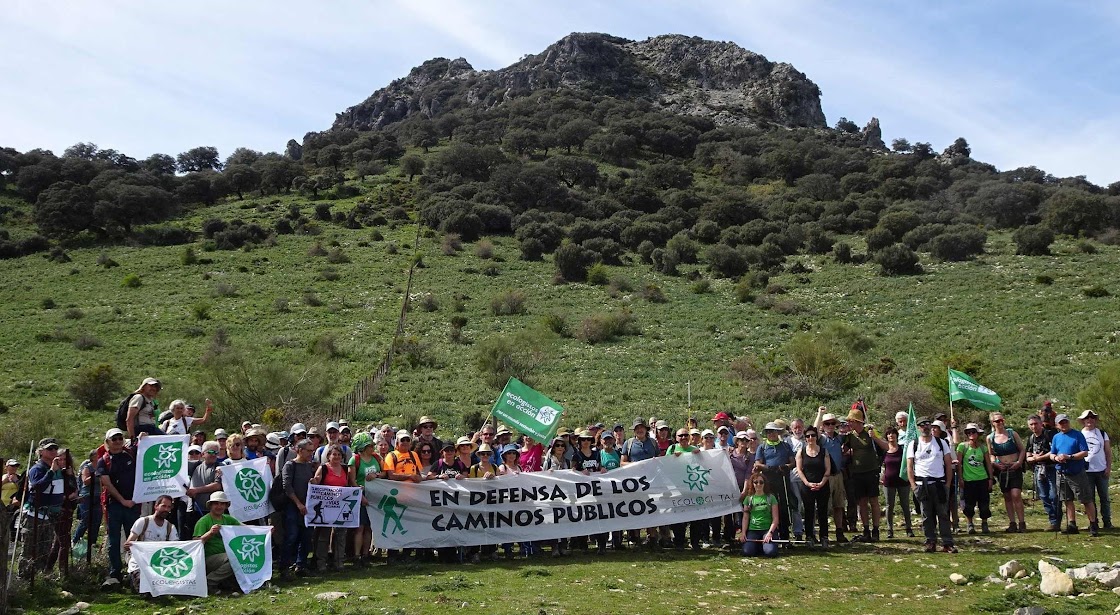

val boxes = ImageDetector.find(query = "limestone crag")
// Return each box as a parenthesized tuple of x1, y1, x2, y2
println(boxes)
(331, 32, 826, 132)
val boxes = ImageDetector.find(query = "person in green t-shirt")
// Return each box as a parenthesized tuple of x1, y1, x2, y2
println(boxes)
(955, 423, 994, 534)
(740, 471, 779, 557)
(349, 432, 382, 566)
(668, 429, 703, 548)
(194, 491, 244, 590)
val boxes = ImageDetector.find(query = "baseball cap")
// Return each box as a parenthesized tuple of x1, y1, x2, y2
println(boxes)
(241, 421, 252, 428)
(700, 429, 715, 438)
(821, 413, 838, 424)
(5, 460, 19, 467)
(37, 438, 59, 451)
(395, 429, 412, 441)
(632, 417, 648, 429)
(601, 431, 616, 440)
(688, 428, 701, 436)
(290, 423, 307, 435)
(104, 428, 125, 441)
(188, 445, 202, 454)
(214, 429, 229, 439)
(712, 412, 731, 421)
(326, 421, 341, 432)
(139, 377, 161, 389)
(1055, 413, 1070, 424)
(717, 425, 730, 433)
(734, 431, 750, 440)
(655, 420, 669, 430)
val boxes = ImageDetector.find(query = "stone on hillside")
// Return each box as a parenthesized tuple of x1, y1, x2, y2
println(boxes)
(1096, 569, 1120, 588)
(861, 117, 886, 149)
(1039, 560, 1075, 596)
(1015, 569, 1029, 579)
(75, 604, 90, 612)
(315, 592, 349, 601)
(950, 573, 967, 585)
(1011, 608, 1044, 615)
(1068, 563, 1109, 579)
(1000, 560, 1026, 579)
(1114, 586, 1120, 596)
(57, 608, 80, 615)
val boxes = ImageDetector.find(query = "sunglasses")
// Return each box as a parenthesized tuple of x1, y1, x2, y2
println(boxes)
(189, 450, 202, 455)
(823, 422, 837, 427)
(676, 434, 689, 438)
(965, 430, 978, 435)
(805, 433, 818, 438)
(204, 449, 219, 455)
(109, 436, 124, 442)
(419, 449, 433, 454)
(552, 443, 565, 447)
(703, 435, 715, 439)
(752, 480, 765, 485)
(479, 451, 492, 456)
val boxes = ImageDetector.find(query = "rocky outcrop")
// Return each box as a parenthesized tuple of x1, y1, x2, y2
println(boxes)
(331, 32, 826, 132)
(861, 117, 886, 149)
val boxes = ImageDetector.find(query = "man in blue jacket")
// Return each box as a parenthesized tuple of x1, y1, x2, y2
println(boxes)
(18, 438, 66, 578)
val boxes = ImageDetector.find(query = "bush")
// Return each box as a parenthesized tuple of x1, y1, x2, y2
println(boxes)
(393, 335, 437, 369)
(1083, 285, 1110, 298)
(326, 248, 351, 264)
(576, 309, 640, 344)
(519, 237, 544, 261)
(68, 363, 122, 410)
(1012, 225, 1054, 256)
(122, 273, 142, 288)
(309, 333, 343, 358)
(307, 242, 328, 257)
(419, 293, 439, 312)
(691, 279, 711, 294)
(864, 226, 895, 253)
(1078, 360, 1120, 436)
(0, 407, 54, 464)
(586, 262, 610, 286)
(303, 292, 323, 307)
(183, 325, 205, 338)
(318, 267, 341, 281)
(314, 203, 332, 221)
(181, 246, 198, 266)
(212, 282, 237, 298)
(274, 218, 294, 235)
(475, 330, 551, 389)
(191, 301, 212, 320)
(1077, 240, 1098, 254)
(927, 229, 987, 262)
(135, 225, 194, 246)
(1035, 274, 1054, 285)
(705, 243, 748, 279)
(541, 313, 570, 337)
(874, 244, 922, 276)
(386, 242, 399, 255)
(641, 283, 668, 303)
(97, 252, 119, 268)
(41, 298, 55, 310)
(441, 233, 462, 256)
(475, 239, 494, 259)
(553, 243, 594, 282)
(490, 290, 528, 316)
(833, 242, 853, 264)
(64, 307, 84, 320)
(47, 247, 71, 263)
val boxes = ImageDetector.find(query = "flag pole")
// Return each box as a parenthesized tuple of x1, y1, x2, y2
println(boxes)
(686, 381, 692, 422)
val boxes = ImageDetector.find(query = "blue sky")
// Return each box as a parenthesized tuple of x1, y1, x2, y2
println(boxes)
(2, 1, 1117, 184)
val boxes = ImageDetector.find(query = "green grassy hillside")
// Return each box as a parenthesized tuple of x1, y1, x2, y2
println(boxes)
(2, 176, 1118, 459)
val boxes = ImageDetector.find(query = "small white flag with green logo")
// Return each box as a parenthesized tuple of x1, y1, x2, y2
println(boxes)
(220, 525, 273, 593)
(133, 434, 191, 503)
(131, 539, 207, 597)
(220, 457, 274, 521)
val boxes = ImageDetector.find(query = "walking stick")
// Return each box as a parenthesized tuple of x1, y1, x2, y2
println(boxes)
(29, 488, 38, 592)
(6, 440, 34, 591)
(85, 483, 94, 567)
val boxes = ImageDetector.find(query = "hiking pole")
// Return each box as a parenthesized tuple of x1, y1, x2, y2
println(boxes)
(85, 475, 94, 567)
(742, 539, 812, 545)
(6, 440, 34, 591)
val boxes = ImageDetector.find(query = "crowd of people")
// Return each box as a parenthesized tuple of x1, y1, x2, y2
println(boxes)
(3, 378, 1113, 594)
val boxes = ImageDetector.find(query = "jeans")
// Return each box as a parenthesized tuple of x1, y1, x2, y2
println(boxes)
(741, 529, 779, 557)
(105, 500, 141, 578)
(915, 480, 953, 547)
(283, 504, 313, 569)
(1035, 465, 1061, 526)
(72, 500, 102, 546)
(789, 473, 805, 536)
(1088, 471, 1111, 526)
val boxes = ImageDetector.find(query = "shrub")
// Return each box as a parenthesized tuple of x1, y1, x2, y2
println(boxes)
(303, 292, 323, 307)
(318, 267, 341, 281)
(181, 246, 198, 266)
(475, 239, 494, 259)
(705, 243, 748, 279)
(641, 284, 667, 303)
(274, 218, 294, 235)
(927, 228, 987, 262)
(96, 252, 119, 268)
(541, 313, 570, 337)
(608, 276, 633, 294)
(553, 243, 594, 282)
(734, 278, 755, 303)
(212, 282, 237, 298)
(519, 237, 544, 261)
(1078, 360, 1120, 436)
(490, 290, 528, 316)
(122, 273, 142, 288)
(1012, 225, 1054, 256)
(833, 242, 853, 264)
(874, 244, 922, 276)
(1083, 285, 1110, 298)
(68, 363, 122, 410)
(202, 218, 228, 238)
(1035, 274, 1054, 285)
(183, 325, 205, 338)
(419, 293, 439, 312)
(576, 309, 640, 344)
(185, 299, 212, 320)
(47, 247, 71, 263)
(1077, 240, 1098, 254)
(691, 279, 711, 294)
(41, 298, 56, 310)
(586, 262, 610, 286)
(309, 333, 343, 358)
(475, 330, 551, 389)
(326, 248, 351, 264)
(393, 335, 437, 369)
(864, 226, 895, 253)
(386, 242, 399, 255)
(64, 307, 84, 320)
(73, 333, 101, 350)
(0, 407, 55, 465)
(274, 297, 291, 313)
(314, 203, 332, 221)
(307, 242, 328, 257)
(441, 233, 463, 256)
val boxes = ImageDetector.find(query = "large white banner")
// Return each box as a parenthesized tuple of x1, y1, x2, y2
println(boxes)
(304, 484, 362, 528)
(365, 449, 739, 548)
(131, 539, 207, 597)
(220, 458, 274, 521)
(133, 434, 191, 503)
(220, 525, 273, 594)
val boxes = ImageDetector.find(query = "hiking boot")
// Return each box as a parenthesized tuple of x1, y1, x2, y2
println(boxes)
(820, 535, 830, 549)
(906, 529, 915, 538)
(835, 531, 848, 543)
(1004, 522, 1017, 533)
(981, 520, 990, 534)
(1017, 523, 1026, 533)
(967, 523, 976, 535)
(806, 535, 817, 548)
(1063, 523, 1079, 535)
(941, 544, 958, 553)
(871, 527, 880, 542)
(1047, 523, 1060, 532)
(1104, 521, 1114, 530)
(886, 529, 894, 539)
(1089, 522, 1100, 537)
(924, 542, 936, 553)
(862, 527, 872, 542)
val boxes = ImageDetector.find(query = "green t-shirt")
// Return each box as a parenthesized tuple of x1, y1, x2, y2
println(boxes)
(600, 449, 621, 470)
(743, 494, 778, 531)
(844, 430, 879, 474)
(194, 513, 242, 557)
(956, 442, 989, 482)
(354, 454, 382, 487)
(666, 444, 698, 455)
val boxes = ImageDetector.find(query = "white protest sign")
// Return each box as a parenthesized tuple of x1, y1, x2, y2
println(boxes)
(220, 457, 274, 521)
(133, 434, 191, 503)
(304, 484, 362, 528)
(220, 525, 273, 593)
(131, 539, 207, 597)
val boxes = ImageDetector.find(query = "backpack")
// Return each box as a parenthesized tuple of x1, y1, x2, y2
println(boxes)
(269, 463, 288, 509)
(115, 393, 140, 431)
(910, 436, 948, 460)
(137, 514, 175, 542)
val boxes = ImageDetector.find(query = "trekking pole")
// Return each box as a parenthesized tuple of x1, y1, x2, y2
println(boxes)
(6, 440, 34, 591)
(85, 477, 94, 567)
(742, 539, 811, 545)
(29, 489, 38, 593)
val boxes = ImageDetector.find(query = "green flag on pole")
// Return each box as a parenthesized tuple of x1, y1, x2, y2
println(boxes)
(490, 377, 564, 443)
(947, 368, 1002, 410)
(899, 402, 919, 479)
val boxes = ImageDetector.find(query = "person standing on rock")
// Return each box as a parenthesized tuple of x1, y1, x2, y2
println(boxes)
(1050, 413, 1099, 536)
(907, 416, 957, 553)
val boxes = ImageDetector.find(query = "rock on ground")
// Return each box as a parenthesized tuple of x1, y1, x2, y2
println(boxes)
(1039, 560, 1075, 596)
(1000, 560, 1026, 579)
(315, 592, 349, 601)
(1096, 569, 1120, 588)
(1012, 607, 1045, 615)
(950, 573, 967, 585)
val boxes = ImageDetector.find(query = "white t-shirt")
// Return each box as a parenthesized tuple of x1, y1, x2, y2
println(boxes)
(126, 515, 180, 573)
(1083, 428, 1110, 473)
(161, 416, 195, 436)
(905, 437, 948, 478)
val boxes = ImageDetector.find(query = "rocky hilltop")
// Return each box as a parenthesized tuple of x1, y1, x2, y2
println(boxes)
(331, 33, 826, 132)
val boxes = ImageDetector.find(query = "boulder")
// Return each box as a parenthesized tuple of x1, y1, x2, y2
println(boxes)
(1068, 563, 1109, 579)
(1039, 560, 1075, 596)
(950, 573, 967, 585)
(1015, 569, 1030, 579)
(315, 592, 349, 601)
(1012, 608, 1045, 615)
(1000, 560, 1026, 579)
(861, 117, 886, 150)
(1096, 569, 1120, 588)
